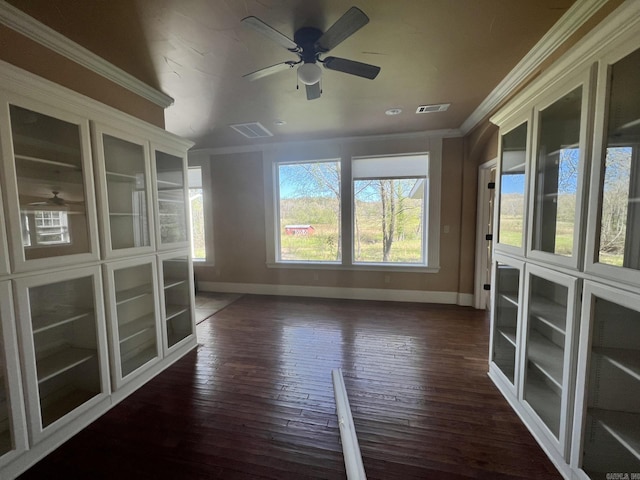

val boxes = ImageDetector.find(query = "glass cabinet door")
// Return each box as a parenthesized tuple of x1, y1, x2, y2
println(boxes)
(92, 124, 154, 258)
(159, 254, 195, 353)
(573, 282, 640, 478)
(589, 46, 640, 282)
(521, 265, 577, 456)
(490, 256, 523, 388)
(0, 97, 99, 272)
(0, 281, 27, 464)
(530, 80, 587, 267)
(104, 257, 161, 389)
(497, 122, 529, 252)
(14, 266, 109, 443)
(153, 146, 189, 249)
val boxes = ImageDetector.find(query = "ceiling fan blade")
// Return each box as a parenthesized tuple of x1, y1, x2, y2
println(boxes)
(323, 57, 380, 79)
(243, 61, 296, 81)
(315, 7, 369, 52)
(305, 82, 321, 100)
(241, 16, 299, 51)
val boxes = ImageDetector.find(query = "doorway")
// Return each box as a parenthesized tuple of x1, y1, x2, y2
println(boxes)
(474, 159, 497, 310)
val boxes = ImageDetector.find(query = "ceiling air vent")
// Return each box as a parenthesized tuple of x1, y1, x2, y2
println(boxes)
(416, 103, 450, 114)
(230, 122, 274, 139)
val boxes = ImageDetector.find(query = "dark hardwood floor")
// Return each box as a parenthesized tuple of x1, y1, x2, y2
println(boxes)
(20, 295, 561, 479)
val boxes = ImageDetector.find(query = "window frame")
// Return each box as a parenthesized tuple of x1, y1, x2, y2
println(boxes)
(263, 136, 442, 272)
(186, 157, 215, 265)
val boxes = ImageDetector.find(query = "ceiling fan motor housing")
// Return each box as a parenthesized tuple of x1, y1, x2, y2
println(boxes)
(294, 27, 324, 62)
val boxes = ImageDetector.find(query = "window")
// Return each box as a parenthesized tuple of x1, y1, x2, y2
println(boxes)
(276, 160, 341, 262)
(266, 136, 441, 271)
(22, 210, 70, 246)
(188, 166, 206, 261)
(352, 154, 428, 264)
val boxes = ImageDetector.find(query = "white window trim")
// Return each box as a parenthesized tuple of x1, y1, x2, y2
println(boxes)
(263, 135, 441, 272)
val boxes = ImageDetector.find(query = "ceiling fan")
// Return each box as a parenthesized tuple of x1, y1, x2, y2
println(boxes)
(24, 191, 84, 212)
(241, 6, 381, 100)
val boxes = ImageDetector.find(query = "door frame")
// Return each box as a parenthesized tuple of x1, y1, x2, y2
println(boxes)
(474, 158, 497, 309)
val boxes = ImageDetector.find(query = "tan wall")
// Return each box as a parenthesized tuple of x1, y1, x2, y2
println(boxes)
(0, 25, 164, 127)
(195, 136, 473, 295)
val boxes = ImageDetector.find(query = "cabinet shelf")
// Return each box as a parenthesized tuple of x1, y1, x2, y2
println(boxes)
(525, 372, 561, 436)
(530, 298, 566, 334)
(165, 305, 189, 321)
(115, 284, 152, 305)
(500, 293, 519, 307)
(40, 388, 97, 428)
(36, 347, 95, 384)
(591, 409, 640, 461)
(164, 279, 186, 290)
(15, 154, 81, 170)
(109, 212, 143, 217)
(527, 331, 564, 388)
(105, 171, 141, 183)
(121, 346, 156, 377)
(593, 347, 640, 381)
(119, 313, 155, 343)
(499, 327, 517, 347)
(32, 307, 93, 334)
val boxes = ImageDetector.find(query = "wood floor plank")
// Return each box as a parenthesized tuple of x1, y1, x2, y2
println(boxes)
(19, 294, 561, 479)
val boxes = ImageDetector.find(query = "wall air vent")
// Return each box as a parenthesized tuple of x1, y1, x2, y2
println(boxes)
(416, 103, 450, 114)
(230, 122, 274, 139)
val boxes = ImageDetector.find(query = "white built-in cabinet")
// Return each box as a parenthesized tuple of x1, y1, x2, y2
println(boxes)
(0, 60, 195, 479)
(489, 6, 640, 479)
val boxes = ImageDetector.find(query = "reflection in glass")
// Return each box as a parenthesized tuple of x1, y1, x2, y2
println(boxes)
(598, 47, 640, 269)
(10, 105, 90, 260)
(533, 87, 582, 256)
(498, 123, 528, 247)
(103, 134, 150, 250)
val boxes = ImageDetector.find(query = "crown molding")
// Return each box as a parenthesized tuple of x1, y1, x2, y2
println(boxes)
(460, 0, 609, 134)
(0, 0, 174, 108)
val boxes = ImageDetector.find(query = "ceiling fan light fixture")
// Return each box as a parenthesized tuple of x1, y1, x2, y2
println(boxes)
(297, 63, 322, 85)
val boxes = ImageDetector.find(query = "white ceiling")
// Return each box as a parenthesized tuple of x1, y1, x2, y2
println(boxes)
(6, 0, 578, 149)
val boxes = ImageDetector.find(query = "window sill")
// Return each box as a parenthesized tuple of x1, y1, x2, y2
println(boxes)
(266, 261, 440, 273)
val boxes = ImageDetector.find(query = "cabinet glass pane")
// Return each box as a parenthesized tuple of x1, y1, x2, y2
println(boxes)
(523, 275, 567, 438)
(581, 297, 640, 477)
(498, 122, 527, 247)
(114, 264, 158, 378)
(0, 326, 13, 455)
(493, 263, 519, 384)
(28, 276, 101, 427)
(533, 87, 582, 256)
(156, 151, 187, 244)
(597, 47, 640, 269)
(10, 105, 91, 260)
(162, 257, 192, 348)
(103, 134, 150, 250)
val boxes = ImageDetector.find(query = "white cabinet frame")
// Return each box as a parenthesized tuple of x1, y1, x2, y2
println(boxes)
(584, 37, 640, 288)
(0, 281, 27, 467)
(150, 140, 191, 251)
(0, 92, 100, 273)
(157, 251, 196, 356)
(519, 263, 580, 460)
(526, 67, 594, 271)
(488, 253, 525, 396)
(14, 266, 110, 445)
(91, 122, 156, 260)
(103, 256, 163, 391)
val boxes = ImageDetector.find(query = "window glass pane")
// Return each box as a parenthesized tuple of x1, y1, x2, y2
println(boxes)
(353, 177, 425, 264)
(597, 47, 640, 269)
(277, 161, 341, 262)
(10, 105, 90, 259)
(532, 87, 582, 256)
(188, 167, 206, 261)
(498, 123, 528, 247)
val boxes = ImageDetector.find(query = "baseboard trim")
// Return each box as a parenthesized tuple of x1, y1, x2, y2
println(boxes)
(198, 281, 474, 306)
